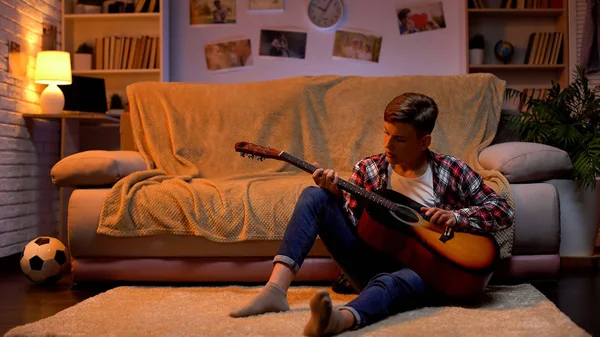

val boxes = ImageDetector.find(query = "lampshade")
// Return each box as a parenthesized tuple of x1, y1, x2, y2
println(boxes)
(34, 51, 72, 85)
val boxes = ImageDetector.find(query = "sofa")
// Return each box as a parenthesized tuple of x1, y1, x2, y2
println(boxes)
(51, 74, 577, 285)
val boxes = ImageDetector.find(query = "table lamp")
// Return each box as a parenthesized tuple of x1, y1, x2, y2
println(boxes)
(34, 51, 72, 114)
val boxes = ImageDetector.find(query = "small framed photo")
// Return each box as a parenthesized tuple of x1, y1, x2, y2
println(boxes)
(8, 41, 27, 78)
(396, 1, 446, 35)
(249, 0, 284, 11)
(42, 22, 57, 51)
(190, 0, 236, 26)
(332, 29, 382, 63)
(259, 29, 307, 59)
(204, 38, 253, 72)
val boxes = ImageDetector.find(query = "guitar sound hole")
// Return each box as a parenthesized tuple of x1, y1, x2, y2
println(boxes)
(389, 205, 423, 227)
(392, 210, 418, 222)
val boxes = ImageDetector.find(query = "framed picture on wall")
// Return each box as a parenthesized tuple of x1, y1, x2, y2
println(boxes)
(249, 0, 284, 11)
(259, 29, 307, 59)
(396, 1, 446, 35)
(204, 38, 253, 72)
(190, 0, 236, 25)
(8, 41, 28, 78)
(42, 22, 57, 50)
(332, 29, 382, 63)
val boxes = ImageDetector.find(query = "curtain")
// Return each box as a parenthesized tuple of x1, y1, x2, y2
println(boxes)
(580, 0, 600, 73)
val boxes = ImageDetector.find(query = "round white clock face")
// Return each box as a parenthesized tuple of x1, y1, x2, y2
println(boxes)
(307, 0, 344, 29)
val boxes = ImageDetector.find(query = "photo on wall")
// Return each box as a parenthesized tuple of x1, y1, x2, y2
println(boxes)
(259, 29, 307, 59)
(190, 0, 236, 25)
(396, 1, 446, 35)
(42, 22, 57, 50)
(332, 29, 382, 63)
(8, 41, 28, 78)
(204, 38, 253, 72)
(249, 0, 284, 10)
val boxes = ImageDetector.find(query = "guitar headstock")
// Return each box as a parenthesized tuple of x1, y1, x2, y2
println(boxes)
(234, 141, 282, 161)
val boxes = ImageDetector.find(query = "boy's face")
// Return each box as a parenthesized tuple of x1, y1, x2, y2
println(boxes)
(383, 121, 430, 165)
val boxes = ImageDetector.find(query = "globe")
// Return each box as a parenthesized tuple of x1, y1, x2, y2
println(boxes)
(494, 40, 514, 64)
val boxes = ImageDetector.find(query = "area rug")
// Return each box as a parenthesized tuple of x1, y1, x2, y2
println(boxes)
(4, 284, 590, 337)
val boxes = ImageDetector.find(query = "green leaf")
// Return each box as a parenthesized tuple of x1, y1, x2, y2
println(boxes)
(504, 64, 600, 189)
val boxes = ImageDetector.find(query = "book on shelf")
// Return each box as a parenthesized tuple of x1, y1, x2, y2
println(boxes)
(498, 0, 563, 8)
(523, 32, 563, 65)
(93, 35, 160, 70)
(134, 0, 159, 13)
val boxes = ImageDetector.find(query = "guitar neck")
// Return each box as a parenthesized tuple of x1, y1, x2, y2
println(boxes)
(279, 151, 398, 211)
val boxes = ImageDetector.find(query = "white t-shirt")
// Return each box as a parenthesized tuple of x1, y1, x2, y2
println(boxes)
(388, 162, 436, 208)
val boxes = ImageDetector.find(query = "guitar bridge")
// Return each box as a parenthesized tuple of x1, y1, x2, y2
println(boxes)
(439, 226, 455, 243)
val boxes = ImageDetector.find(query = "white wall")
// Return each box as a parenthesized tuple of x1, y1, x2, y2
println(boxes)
(0, 0, 62, 258)
(169, 0, 466, 83)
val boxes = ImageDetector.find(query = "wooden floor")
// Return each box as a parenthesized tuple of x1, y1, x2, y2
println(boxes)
(1, 254, 599, 336)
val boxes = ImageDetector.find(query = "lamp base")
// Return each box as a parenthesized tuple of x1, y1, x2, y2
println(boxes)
(40, 84, 64, 114)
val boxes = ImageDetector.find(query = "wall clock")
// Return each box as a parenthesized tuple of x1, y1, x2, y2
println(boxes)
(307, 0, 345, 30)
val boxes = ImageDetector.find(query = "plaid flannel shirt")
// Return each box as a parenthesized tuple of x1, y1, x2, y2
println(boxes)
(342, 151, 514, 233)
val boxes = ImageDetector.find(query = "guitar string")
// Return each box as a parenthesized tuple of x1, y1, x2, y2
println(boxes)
(279, 151, 421, 222)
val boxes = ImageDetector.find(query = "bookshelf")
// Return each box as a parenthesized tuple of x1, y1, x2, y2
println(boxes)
(466, 0, 569, 96)
(61, 0, 170, 110)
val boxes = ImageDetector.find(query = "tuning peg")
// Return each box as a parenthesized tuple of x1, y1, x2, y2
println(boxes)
(257, 156, 264, 161)
(240, 153, 246, 157)
(249, 154, 255, 159)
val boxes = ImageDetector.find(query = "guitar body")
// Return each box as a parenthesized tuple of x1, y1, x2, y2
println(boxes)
(356, 189, 500, 299)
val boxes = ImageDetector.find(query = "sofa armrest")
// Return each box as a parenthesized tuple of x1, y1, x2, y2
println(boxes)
(51, 150, 147, 187)
(479, 142, 572, 183)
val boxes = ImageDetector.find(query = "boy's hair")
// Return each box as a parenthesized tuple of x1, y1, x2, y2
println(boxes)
(383, 93, 438, 135)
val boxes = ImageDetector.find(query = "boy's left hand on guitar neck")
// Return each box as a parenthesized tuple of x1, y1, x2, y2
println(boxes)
(420, 207, 457, 228)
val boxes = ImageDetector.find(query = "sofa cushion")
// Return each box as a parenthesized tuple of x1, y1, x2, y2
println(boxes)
(479, 142, 572, 183)
(51, 150, 147, 187)
(67, 188, 331, 258)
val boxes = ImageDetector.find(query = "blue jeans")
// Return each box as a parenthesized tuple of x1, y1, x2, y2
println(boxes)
(274, 187, 439, 328)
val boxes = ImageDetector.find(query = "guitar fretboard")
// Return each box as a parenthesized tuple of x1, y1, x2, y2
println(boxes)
(280, 152, 400, 212)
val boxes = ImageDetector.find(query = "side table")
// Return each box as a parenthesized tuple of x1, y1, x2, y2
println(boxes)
(22, 112, 120, 244)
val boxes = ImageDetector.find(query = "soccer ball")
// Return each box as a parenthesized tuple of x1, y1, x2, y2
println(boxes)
(20, 236, 70, 284)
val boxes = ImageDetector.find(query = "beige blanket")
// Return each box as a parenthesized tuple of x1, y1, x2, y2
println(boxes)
(97, 74, 514, 258)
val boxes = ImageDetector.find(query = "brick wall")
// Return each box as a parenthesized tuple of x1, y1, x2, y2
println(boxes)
(0, 0, 62, 258)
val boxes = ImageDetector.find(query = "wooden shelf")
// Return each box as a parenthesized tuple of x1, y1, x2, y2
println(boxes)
(64, 13, 159, 20)
(468, 9, 564, 17)
(72, 69, 160, 75)
(22, 112, 120, 123)
(469, 64, 566, 71)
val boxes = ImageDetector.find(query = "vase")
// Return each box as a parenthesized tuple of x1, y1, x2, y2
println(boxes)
(469, 48, 484, 65)
(73, 53, 92, 71)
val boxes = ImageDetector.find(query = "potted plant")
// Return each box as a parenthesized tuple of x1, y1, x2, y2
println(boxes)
(505, 65, 600, 190)
(108, 93, 125, 117)
(469, 34, 484, 65)
(505, 65, 600, 256)
(73, 43, 93, 71)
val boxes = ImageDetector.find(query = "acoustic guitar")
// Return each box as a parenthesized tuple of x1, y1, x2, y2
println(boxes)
(234, 141, 500, 299)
